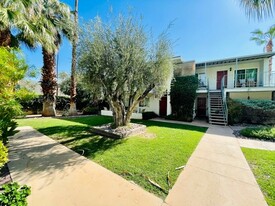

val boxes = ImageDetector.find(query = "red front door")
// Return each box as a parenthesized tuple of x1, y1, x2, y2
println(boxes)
(159, 96, 167, 117)
(216, 71, 228, 90)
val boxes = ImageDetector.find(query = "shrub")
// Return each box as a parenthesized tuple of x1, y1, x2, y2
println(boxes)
(82, 106, 99, 115)
(0, 182, 31, 206)
(170, 76, 198, 122)
(240, 127, 275, 142)
(19, 95, 70, 114)
(0, 47, 27, 144)
(228, 99, 275, 125)
(0, 141, 8, 168)
(142, 112, 158, 120)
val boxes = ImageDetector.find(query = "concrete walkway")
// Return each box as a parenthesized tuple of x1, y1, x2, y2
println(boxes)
(165, 125, 267, 206)
(8, 127, 163, 206)
(8, 124, 268, 206)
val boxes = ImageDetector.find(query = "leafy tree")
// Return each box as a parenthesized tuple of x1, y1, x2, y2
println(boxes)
(78, 14, 173, 128)
(60, 77, 93, 110)
(239, 0, 274, 19)
(251, 26, 275, 83)
(0, 47, 28, 144)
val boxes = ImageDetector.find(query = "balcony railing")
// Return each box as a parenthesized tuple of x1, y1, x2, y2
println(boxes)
(234, 71, 275, 88)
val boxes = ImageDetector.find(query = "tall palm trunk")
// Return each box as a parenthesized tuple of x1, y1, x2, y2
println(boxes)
(0, 29, 12, 47)
(41, 47, 57, 116)
(266, 39, 273, 85)
(69, 0, 78, 116)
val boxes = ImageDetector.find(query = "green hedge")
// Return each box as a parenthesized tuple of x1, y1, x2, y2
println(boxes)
(19, 95, 70, 114)
(142, 112, 158, 120)
(228, 99, 275, 125)
(169, 76, 198, 122)
(240, 127, 275, 142)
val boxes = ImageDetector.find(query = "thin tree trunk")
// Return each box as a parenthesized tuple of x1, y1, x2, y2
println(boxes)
(69, 0, 78, 116)
(41, 47, 57, 117)
(266, 40, 273, 85)
(0, 29, 12, 47)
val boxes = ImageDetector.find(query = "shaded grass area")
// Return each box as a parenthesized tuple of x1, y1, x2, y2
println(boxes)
(17, 116, 207, 198)
(240, 127, 275, 142)
(242, 148, 275, 205)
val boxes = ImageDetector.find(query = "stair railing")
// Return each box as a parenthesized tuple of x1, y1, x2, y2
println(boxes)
(206, 78, 210, 121)
(221, 75, 228, 124)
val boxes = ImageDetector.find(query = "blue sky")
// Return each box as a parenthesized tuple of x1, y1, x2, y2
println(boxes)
(22, 0, 275, 76)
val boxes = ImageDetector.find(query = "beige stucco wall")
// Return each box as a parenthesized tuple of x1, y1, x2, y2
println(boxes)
(196, 59, 265, 90)
(147, 95, 160, 115)
(229, 91, 272, 100)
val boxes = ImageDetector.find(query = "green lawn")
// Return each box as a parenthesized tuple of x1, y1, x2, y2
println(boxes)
(17, 116, 207, 198)
(242, 148, 275, 205)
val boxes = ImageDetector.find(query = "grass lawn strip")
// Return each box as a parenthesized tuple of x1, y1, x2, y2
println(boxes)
(242, 148, 275, 205)
(17, 116, 207, 198)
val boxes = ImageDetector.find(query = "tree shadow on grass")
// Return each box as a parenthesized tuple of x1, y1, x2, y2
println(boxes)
(70, 136, 126, 159)
(35, 125, 126, 159)
(59, 115, 207, 133)
(57, 115, 113, 127)
(36, 125, 91, 140)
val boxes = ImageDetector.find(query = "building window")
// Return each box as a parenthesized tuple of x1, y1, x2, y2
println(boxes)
(236, 68, 257, 87)
(198, 73, 206, 87)
(139, 97, 149, 107)
(272, 91, 275, 101)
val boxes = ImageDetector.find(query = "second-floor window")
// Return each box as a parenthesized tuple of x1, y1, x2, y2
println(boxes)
(198, 73, 206, 87)
(236, 68, 257, 87)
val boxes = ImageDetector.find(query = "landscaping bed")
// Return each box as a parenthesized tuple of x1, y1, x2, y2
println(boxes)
(17, 115, 207, 198)
(237, 126, 275, 142)
(242, 148, 275, 205)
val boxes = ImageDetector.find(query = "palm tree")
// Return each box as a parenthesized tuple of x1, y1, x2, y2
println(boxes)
(251, 26, 275, 84)
(38, 0, 73, 116)
(0, 0, 38, 47)
(69, 0, 78, 116)
(239, 0, 274, 19)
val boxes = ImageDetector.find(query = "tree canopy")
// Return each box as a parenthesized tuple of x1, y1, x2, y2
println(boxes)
(78, 14, 173, 127)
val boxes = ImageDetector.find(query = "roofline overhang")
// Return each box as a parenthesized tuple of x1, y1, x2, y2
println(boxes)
(195, 52, 275, 68)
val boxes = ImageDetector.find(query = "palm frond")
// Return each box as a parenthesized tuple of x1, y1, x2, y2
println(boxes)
(240, 0, 275, 20)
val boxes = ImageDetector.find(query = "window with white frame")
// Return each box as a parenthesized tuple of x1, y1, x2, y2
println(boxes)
(235, 68, 257, 87)
(198, 73, 206, 87)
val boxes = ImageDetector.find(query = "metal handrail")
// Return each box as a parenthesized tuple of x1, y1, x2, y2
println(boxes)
(221, 75, 228, 124)
(206, 78, 210, 119)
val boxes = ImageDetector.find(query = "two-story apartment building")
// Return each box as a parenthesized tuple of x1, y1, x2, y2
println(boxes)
(101, 52, 275, 125)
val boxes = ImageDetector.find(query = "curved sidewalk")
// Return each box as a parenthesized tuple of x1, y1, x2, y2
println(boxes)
(8, 126, 163, 206)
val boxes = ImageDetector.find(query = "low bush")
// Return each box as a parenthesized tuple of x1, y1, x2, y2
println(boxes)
(19, 95, 70, 114)
(142, 111, 158, 120)
(82, 106, 99, 115)
(0, 182, 31, 206)
(228, 99, 275, 125)
(240, 127, 275, 142)
(0, 141, 8, 168)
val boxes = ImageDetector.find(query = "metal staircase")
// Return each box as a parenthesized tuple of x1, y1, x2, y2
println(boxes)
(209, 91, 227, 125)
